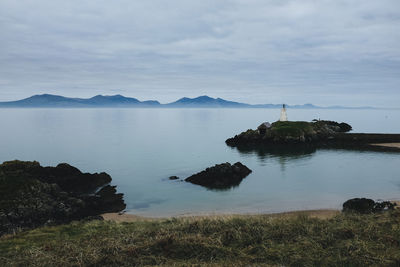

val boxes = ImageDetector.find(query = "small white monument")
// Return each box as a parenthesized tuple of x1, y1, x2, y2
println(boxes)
(279, 104, 288, 121)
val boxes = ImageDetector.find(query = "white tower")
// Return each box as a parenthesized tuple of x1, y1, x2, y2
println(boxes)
(279, 104, 288, 121)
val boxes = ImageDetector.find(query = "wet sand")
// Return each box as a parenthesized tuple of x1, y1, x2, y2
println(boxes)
(369, 143, 400, 149)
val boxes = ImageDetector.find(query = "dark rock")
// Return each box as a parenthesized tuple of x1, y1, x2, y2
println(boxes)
(36, 163, 111, 193)
(0, 160, 125, 236)
(257, 122, 271, 135)
(0, 160, 111, 194)
(313, 120, 352, 133)
(185, 162, 252, 190)
(169, 176, 179, 180)
(373, 201, 396, 212)
(343, 198, 375, 214)
(343, 198, 396, 214)
(90, 185, 126, 213)
(338, 122, 352, 133)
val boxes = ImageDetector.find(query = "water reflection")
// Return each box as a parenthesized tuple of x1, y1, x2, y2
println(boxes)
(231, 144, 316, 160)
(230, 144, 317, 171)
(201, 181, 244, 192)
(229, 143, 399, 172)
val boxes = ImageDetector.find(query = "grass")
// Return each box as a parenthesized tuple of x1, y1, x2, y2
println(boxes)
(1, 211, 400, 266)
(270, 121, 315, 137)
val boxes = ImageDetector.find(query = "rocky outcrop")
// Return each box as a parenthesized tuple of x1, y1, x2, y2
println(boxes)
(82, 185, 126, 215)
(185, 162, 252, 190)
(0, 160, 126, 236)
(313, 120, 352, 133)
(342, 198, 396, 214)
(226, 120, 352, 146)
(226, 120, 400, 152)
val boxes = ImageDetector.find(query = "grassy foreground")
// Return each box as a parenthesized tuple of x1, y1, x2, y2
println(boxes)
(1, 211, 400, 266)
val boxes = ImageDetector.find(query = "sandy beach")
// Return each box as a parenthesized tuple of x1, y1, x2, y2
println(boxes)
(102, 209, 341, 222)
(102, 200, 400, 222)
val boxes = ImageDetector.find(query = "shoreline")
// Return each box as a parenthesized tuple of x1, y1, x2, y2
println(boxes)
(102, 209, 341, 222)
(102, 200, 400, 222)
(369, 142, 400, 149)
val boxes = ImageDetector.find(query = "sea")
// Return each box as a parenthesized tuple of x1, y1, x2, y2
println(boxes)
(0, 108, 399, 216)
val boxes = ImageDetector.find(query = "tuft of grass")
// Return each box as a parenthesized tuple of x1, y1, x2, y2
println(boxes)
(1, 211, 400, 266)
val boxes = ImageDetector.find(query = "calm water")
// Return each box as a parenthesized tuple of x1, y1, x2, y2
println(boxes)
(0, 108, 399, 216)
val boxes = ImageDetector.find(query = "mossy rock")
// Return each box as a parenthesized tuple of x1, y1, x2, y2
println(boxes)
(270, 121, 315, 137)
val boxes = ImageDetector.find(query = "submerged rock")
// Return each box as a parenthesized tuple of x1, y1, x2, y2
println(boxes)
(0, 160, 126, 236)
(342, 198, 396, 214)
(185, 162, 252, 190)
(169, 176, 179, 180)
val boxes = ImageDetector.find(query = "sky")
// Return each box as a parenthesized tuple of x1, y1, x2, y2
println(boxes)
(0, 0, 399, 107)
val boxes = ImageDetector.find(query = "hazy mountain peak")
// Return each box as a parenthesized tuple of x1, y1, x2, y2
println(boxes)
(31, 94, 65, 98)
(0, 94, 378, 109)
(91, 94, 125, 99)
(195, 95, 213, 100)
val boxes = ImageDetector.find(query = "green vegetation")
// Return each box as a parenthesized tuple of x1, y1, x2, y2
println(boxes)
(1, 211, 400, 266)
(270, 121, 315, 137)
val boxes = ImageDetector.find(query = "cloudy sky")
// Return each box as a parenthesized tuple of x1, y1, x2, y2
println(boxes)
(0, 0, 399, 107)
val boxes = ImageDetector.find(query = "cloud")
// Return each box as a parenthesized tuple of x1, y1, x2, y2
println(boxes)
(0, 0, 399, 106)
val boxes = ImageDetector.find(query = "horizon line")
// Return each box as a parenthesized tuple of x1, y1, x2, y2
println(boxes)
(0, 93, 397, 109)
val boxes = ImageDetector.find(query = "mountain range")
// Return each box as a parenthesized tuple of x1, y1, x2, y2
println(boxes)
(0, 94, 375, 109)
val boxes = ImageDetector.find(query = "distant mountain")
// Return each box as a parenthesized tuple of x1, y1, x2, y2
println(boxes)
(167, 95, 250, 107)
(0, 94, 160, 107)
(0, 94, 377, 109)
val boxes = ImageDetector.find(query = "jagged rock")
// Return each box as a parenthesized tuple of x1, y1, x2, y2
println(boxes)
(342, 198, 396, 214)
(257, 122, 271, 135)
(313, 120, 352, 133)
(339, 122, 352, 133)
(185, 162, 252, 189)
(0, 161, 112, 194)
(0, 160, 126, 236)
(91, 185, 126, 213)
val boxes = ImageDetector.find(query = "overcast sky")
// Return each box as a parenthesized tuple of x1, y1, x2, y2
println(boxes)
(0, 0, 399, 107)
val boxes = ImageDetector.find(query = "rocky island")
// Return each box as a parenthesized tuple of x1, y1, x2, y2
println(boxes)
(185, 162, 252, 189)
(0, 160, 126, 236)
(226, 120, 400, 152)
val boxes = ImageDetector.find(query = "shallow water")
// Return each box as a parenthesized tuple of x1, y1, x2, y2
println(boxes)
(0, 108, 399, 216)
